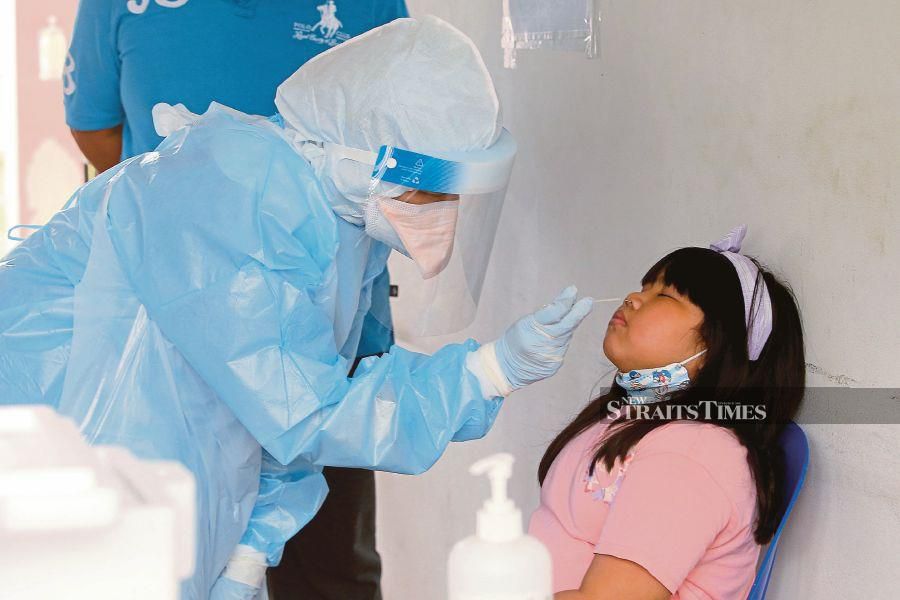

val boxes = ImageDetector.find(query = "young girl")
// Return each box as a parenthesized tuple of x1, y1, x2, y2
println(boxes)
(529, 226, 805, 599)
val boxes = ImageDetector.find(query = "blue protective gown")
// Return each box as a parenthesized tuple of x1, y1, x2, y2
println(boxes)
(0, 105, 503, 598)
(0, 163, 125, 407)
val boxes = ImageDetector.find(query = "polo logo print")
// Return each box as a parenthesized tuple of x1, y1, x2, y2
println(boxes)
(63, 52, 76, 96)
(126, 0, 190, 15)
(294, 1, 350, 47)
(314, 0, 342, 37)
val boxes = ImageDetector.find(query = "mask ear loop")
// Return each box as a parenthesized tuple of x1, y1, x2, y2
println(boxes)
(680, 348, 708, 366)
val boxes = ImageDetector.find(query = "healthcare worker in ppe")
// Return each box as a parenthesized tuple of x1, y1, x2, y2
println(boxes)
(0, 17, 593, 600)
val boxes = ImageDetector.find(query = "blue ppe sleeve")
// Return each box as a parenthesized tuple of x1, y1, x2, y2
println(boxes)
(0, 211, 79, 406)
(238, 340, 502, 565)
(64, 0, 124, 131)
(0, 163, 124, 406)
(237, 451, 328, 565)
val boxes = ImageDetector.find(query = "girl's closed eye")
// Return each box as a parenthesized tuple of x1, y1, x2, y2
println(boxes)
(659, 284, 682, 298)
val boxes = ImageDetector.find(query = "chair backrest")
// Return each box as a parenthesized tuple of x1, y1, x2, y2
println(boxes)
(746, 421, 810, 600)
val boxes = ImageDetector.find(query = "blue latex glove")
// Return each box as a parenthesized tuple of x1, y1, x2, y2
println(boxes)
(494, 286, 594, 390)
(209, 576, 262, 600)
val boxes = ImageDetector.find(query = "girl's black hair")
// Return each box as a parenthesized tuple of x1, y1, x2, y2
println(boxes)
(538, 247, 805, 544)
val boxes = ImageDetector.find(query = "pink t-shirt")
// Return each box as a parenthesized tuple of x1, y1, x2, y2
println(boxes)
(528, 417, 760, 599)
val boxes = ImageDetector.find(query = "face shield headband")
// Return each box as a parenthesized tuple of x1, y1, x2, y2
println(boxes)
(323, 128, 517, 197)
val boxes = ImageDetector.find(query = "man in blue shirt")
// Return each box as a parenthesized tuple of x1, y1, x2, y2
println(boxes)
(65, 0, 406, 166)
(64, 2, 407, 598)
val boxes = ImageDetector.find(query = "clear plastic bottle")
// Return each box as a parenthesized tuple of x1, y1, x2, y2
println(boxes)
(447, 453, 552, 600)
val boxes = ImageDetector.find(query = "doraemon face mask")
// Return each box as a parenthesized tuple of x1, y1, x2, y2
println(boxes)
(615, 349, 707, 405)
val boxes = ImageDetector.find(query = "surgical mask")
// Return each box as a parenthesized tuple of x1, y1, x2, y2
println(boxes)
(615, 349, 707, 405)
(363, 196, 409, 256)
(365, 196, 460, 279)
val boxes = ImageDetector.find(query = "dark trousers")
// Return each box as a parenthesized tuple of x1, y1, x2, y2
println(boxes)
(266, 355, 382, 600)
(266, 467, 381, 600)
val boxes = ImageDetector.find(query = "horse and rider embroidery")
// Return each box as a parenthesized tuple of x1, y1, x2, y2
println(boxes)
(294, 1, 350, 47)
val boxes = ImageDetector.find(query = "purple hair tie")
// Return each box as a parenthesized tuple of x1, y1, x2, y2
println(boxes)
(710, 225, 773, 361)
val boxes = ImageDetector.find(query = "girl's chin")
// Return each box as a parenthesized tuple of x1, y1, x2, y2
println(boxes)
(602, 329, 625, 350)
(602, 342, 625, 370)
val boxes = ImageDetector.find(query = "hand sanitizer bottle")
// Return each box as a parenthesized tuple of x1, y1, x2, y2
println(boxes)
(448, 453, 552, 600)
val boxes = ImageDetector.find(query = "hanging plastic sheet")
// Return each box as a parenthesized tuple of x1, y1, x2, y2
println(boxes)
(501, 0, 602, 68)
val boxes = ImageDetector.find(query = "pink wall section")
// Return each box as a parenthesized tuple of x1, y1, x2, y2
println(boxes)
(15, 0, 82, 225)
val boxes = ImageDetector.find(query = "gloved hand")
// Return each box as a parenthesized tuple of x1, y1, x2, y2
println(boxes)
(494, 286, 594, 391)
(210, 545, 268, 600)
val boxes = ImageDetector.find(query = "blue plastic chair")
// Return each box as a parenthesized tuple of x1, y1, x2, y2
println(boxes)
(746, 422, 810, 600)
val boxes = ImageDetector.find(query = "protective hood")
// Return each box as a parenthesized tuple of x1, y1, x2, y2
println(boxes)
(275, 16, 502, 223)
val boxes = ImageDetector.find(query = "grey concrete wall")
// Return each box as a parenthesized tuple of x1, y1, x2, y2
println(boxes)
(377, 2, 900, 598)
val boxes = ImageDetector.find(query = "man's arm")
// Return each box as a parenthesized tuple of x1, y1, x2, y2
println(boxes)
(70, 125, 123, 173)
(65, 1, 124, 167)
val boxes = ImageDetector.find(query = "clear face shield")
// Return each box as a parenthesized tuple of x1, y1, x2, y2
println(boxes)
(325, 130, 517, 337)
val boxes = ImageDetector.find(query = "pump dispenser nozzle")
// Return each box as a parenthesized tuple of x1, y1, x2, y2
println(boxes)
(449, 452, 553, 599)
(469, 453, 522, 543)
